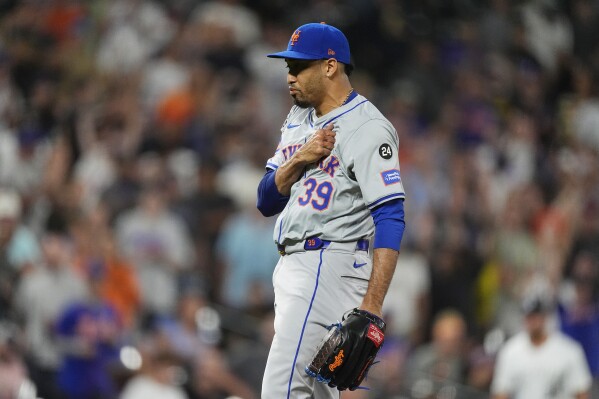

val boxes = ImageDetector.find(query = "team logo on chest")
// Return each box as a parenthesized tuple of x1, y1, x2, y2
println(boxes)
(318, 155, 340, 177)
(281, 144, 302, 160)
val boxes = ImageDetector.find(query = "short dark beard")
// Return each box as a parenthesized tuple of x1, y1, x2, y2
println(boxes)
(529, 329, 548, 346)
(293, 97, 311, 108)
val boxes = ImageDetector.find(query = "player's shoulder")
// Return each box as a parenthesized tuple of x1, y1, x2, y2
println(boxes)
(549, 331, 585, 352)
(357, 95, 388, 119)
(339, 95, 394, 133)
(335, 95, 396, 146)
(500, 331, 529, 355)
(343, 95, 390, 123)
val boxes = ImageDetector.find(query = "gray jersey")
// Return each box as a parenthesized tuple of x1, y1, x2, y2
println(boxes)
(266, 94, 405, 245)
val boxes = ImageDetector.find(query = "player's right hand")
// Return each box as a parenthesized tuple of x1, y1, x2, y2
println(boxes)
(297, 124, 336, 164)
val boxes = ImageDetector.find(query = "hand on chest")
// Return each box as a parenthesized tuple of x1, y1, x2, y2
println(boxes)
(282, 125, 344, 178)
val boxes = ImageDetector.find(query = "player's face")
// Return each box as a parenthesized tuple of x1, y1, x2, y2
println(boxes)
(525, 311, 547, 340)
(285, 59, 326, 108)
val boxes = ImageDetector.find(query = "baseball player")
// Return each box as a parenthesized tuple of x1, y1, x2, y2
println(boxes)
(257, 22, 406, 398)
(491, 295, 592, 399)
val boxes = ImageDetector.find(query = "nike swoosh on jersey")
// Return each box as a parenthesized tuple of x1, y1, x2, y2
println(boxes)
(353, 261, 368, 268)
(287, 123, 301, 129)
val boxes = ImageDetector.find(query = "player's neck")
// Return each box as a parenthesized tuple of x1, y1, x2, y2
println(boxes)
(529, 331, 548, 346)
(315, 83, 354, 118)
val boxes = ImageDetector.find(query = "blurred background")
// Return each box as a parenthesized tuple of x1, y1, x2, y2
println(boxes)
(0, 0, 598, 398)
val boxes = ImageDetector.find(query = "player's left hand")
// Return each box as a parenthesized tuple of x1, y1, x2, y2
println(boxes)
(305, 308, 386, 391)
(295, 123, 336, 164)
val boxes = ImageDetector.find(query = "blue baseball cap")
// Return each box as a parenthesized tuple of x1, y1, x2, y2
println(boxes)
(267, 22, 351, 64)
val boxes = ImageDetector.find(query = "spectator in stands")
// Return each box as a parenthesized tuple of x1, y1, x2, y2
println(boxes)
(116, 185, 195, 318)
(120, 350, 188, 399)
(55, 272, 124, 399)
(491, 294, 592, 399)
(0, 189, 40, 319)
(69, 205, 140, 329)
(0, 321, 34, 399)
(13, 232, 88, 399)
(405, 310, 468, 393)
(154, 288, 256, 399)
(171, 156, 235, 302)
(215, 204, 279, 313)
(558, 252, 599, 377)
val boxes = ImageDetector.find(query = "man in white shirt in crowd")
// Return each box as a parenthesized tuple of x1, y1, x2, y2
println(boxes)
(491, 294, 592, 399)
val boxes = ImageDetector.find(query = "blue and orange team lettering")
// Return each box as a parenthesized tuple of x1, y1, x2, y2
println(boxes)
(319, 156, 340, 177)
(298, 178, 334, 211)
(282, 144, 302, 160)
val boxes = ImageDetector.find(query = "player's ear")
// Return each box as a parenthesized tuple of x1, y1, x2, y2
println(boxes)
(323, 58, 338, 77)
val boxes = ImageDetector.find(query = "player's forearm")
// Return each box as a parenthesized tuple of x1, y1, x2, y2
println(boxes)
(274, 154, 309, 195)
(360, 247, 398, 317)
(361, 199, 404, 316)
(257, 169, 290, 216)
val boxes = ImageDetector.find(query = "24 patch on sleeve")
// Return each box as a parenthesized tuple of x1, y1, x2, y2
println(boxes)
(379, 144, 393, 159)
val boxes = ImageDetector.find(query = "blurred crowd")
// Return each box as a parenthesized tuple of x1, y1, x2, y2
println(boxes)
(0, 0, 598, 398)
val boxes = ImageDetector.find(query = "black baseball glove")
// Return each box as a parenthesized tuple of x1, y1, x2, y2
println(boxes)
(305, 308, 386, 391)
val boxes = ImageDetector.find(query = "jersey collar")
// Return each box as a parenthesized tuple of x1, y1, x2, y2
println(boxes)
(309, 91, 368, 129)
(310, 92, 362, 129)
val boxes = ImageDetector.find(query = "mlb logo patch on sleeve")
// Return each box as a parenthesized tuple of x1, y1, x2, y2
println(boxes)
(380, 169, 401, 186)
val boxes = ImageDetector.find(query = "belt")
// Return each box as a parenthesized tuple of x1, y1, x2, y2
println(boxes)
(277, 237, 369, 255)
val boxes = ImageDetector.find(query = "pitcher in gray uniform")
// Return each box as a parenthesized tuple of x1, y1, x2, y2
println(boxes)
(257, 22, 407, 399)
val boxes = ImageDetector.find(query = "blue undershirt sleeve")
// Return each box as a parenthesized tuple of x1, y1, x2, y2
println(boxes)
(257, 168, 290, 217)
(370, 198, 406, 251)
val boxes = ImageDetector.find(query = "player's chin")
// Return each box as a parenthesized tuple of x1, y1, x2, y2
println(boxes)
(292, 96, 311, 109)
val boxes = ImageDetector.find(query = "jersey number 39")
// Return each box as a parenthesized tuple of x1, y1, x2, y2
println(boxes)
(298, 178, 333, 211)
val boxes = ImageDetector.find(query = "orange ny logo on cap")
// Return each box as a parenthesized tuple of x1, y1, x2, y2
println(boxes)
(290, 29, 301, 46)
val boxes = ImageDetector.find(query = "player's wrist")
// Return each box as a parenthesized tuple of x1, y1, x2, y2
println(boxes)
(292, 148, 312, 166)
(358, 303, 383, 318)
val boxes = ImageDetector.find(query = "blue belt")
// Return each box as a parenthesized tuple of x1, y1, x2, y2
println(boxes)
(277, 237, 369, 255)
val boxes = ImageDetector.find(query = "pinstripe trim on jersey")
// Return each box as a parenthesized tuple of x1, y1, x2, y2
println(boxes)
(367, 193, 406, 209)
(309, 99, 368, 129)
(266, 162, 279, 170)
(277, 218, 283, 244)
(287, 249, 324, 399)
(303, 136, 308, 179)
(322, 100, 369, 127)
